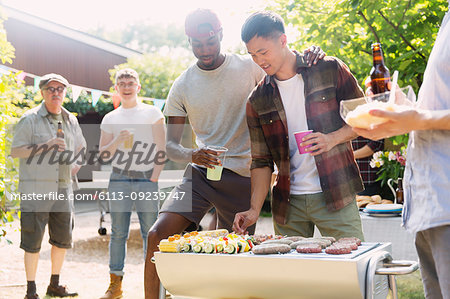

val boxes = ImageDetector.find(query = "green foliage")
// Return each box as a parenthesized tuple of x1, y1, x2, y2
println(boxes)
(0, 11, 14, 65)
(0, 10, 21, 243)
(110, 52, 192, 99)
(267, 0, 448, 92)
(390, 134, 409, 147)
(89, 22, 189, 53)
(266, 0, 447, 150)
(63, 88, 113, 117)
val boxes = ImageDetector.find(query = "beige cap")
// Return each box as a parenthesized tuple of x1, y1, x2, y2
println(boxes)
(39, 73, 69, 89)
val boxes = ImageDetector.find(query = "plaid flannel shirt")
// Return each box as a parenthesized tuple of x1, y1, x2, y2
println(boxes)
(246, 53, 364, 225)
(352, 136, 384, 184)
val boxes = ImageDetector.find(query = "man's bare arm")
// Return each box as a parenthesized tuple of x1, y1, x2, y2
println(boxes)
(10, 138, 65, 159)
(353, 109, 450, 140)
(233, 167, 272, 234)
(166, 116, 220, 167)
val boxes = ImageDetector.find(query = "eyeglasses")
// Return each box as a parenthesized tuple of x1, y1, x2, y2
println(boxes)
(117, 82, 138, 89)
(44, 86, 66, 94)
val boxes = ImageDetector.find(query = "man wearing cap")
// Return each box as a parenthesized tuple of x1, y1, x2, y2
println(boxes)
(11, 73, 85, 299)
(144, 9, 324, 298)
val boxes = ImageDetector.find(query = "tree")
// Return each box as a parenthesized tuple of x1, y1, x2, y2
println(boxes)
(89, 22, 189, 53)
(266, 0, 448, 91)
(1, 8, 24, 243)
(109, 52, 192, 100)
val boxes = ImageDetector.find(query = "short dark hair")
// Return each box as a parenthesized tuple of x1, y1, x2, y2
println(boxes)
(241, 11, 285, 43)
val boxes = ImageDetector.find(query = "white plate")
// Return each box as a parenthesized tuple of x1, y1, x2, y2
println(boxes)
(364, 204, 403, 212)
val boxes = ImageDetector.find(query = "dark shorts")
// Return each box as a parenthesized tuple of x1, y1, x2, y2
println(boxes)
(20, 189, 74, 253)
(159, 164, 255, 234)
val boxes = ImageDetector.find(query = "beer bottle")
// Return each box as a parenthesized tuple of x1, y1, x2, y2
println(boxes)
(396, 178, 404, 204)
(370, 43, 390, 94)
(57, 121, 64, 138)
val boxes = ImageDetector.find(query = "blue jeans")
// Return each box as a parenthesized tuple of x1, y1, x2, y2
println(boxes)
(108, 172, 159, 276)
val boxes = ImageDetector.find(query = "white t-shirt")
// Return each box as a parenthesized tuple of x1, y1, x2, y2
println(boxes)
(100, 102, 164, 171)
(164, 53, 265, 177)
(275, 74, 322, 194)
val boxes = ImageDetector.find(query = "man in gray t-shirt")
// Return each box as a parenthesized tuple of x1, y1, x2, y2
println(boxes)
(144, 9, 323, 298)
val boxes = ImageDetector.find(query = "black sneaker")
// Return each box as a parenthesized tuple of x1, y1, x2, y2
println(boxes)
(46, 284, 78, 297)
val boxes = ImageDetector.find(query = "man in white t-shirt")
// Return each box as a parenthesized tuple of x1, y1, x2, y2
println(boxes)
(98, 68, 165, 299)
(144, 9, 324, 299)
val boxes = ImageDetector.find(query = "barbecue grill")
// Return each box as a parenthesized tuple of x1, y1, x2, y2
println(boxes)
(153, 242, 418, 299)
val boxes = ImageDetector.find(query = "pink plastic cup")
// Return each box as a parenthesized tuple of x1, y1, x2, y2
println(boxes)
(294, 130, 313, 154)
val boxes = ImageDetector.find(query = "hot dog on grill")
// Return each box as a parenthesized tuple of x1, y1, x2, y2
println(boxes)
(261, 239, 293, 245)
(252, 244, 291, 255)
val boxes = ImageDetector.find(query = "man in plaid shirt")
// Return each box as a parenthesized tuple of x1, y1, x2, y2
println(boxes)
(233, 11, 364, 240)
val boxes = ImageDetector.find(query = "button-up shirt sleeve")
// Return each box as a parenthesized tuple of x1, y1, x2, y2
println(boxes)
(336, 58, 364, 102)
(12, 116, 33, 148)
(246, 100, 274, 171)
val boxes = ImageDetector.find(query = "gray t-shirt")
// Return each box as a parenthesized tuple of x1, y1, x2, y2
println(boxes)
(164, 54, 265, 177)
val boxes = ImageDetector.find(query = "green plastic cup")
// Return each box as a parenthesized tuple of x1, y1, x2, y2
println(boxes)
(206, 146, 228, 181)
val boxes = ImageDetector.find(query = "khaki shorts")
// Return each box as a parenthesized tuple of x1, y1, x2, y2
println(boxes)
(20, 189, 74, 253)
(273, 192, 364, 241)
(159, 164, 255, 234)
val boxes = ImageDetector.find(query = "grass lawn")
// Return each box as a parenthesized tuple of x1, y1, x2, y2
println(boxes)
(394, 271, 425, 299)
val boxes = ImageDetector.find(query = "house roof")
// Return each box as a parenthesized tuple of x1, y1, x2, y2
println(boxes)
(1, 5, 143, 58)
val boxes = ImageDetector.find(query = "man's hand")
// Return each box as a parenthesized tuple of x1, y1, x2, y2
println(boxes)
(301, 132, 337, 156)
(232, 209, 259, 235)
(303, 45, 326, 66)
(191, 147, 221, 168)
(365, 80, 411, 105)
(47, 137, 66, 152)
(353, 109, 421, 140)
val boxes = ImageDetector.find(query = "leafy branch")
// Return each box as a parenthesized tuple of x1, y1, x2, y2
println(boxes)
(377, 9, 427, 60)
(357, 10, 381, 44)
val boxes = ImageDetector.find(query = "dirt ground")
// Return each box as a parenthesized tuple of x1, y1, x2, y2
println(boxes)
(0, 204, 274, 299)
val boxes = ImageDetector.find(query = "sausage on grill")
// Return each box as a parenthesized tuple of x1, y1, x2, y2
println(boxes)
(252, 244, 291, 255)
(261, 239, 293, 245)
(296, 243, 322, 253)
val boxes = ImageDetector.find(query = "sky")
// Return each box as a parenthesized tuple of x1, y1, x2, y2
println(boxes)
(2, 0, 267, 49)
